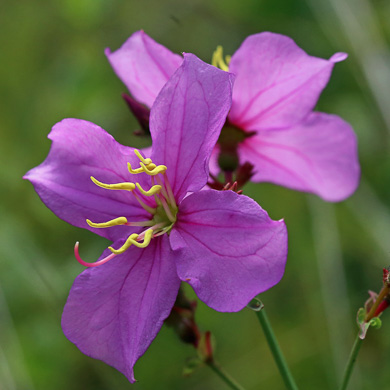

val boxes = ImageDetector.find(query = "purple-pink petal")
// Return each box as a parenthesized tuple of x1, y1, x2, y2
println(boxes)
(61, 235, 180, 383)
(228, 32, 346, 131)
(106, 31, 182, 108)
(150, 53, 234, 202)
(170, 190, 287, 312)
(24, 119, 150, 241)
(239, 112, 360, 201)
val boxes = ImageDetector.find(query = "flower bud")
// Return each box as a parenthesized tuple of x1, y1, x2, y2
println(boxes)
(122, 93, 150, 135)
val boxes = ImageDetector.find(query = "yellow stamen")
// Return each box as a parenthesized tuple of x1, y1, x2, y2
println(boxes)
(86, 217, 128, 228)
(151, 176, 162, 206)
(155, 175, 169, 201)
(128, 149, 167, 176)
(108, 229, 153, 254)
(140, 161, 167, 175)
(91, 176, 135, 191)
(127, 163, 145, 174)
(134, 149, 152, 165)
(211, 45, 230, 71)
(211, 46, 221, 67)
(128, 162, 157, 174)
(136, 183, 161, 196)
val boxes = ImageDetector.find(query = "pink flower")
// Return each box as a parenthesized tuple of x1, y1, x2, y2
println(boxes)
(24, 55, 287, 382)
(106, 31, 360, 201)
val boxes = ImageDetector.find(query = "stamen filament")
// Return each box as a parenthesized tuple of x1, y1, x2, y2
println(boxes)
(86, 217, 128, 228)
(91, 176, 135, 191)
(74, 242, 117, 268)
(137, 222, 167, 240)
(132, 192, 157, 214)
(160, 195, 176, 223)
(151, 176, 162, 206)
(125, 220, 155, 227)
(136, 183, 162, 196)
(153, 224, 174, 238)
(154, 175, 168, 200)
(109, 229, 153, 254)
(159, 174, 177, 209)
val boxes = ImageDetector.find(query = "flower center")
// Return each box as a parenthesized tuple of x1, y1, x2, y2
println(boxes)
(211, 46, 230, 71)
(74, 149, 178, 267)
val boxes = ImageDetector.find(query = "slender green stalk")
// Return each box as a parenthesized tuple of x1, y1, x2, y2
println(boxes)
(207, 360, 246, 390)
(256, 308, 299, 390)
(339, 334, 363, 390)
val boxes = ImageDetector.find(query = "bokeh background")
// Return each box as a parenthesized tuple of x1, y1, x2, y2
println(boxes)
(1, 0, 390, 389)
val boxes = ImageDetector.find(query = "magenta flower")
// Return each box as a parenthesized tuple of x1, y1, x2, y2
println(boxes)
(106, 31, 360, 201)
(24, 55, 287, 382)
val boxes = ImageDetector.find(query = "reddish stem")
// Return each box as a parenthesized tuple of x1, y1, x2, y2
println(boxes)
(365, 285, 390, 321)
(374, 299, 390, 317)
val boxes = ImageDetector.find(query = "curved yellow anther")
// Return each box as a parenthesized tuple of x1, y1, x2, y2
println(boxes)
(91, 176, 135, 191)
(211, 45, 230, 71)
(127, 161, 157, 175)
(136, 183, 161, 196)
(140, 162, 167, 176)
(145, 162, 156, 170)
(108, 229, 153, 254)
(134, 149, 152, 165)
(211, 45, 222, 67)
(86, 217, 128, 228)
(127, 163, 145, 174)
(129, 150, 163, 175)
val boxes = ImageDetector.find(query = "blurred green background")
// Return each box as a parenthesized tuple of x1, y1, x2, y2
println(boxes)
(1, 0, 390, 389)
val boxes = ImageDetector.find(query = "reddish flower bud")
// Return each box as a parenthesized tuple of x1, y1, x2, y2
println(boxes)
(165, 289, 200, 347)
(122, 93, 150, 135)
(383, 267, 390, 287)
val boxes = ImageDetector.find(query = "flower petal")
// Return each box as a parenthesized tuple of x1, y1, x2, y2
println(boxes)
(208, 144, 221, 178)
(24, 118, 151, 241)
(239, 112, 360, 201)
(150, 54, 234, 202)
(229, 32, 346, 130)
(106, 31, 182, 108)
(61, 235, 180, 383)
(170, 190, 287, 312)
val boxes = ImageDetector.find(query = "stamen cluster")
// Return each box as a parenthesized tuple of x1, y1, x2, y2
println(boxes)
(75, 150, 178, 267)
(211, 46, 230, 71)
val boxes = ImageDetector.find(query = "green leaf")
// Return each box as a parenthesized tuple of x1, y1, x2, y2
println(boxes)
(369, 317, 382, 329)
(356, 307, 366, 325)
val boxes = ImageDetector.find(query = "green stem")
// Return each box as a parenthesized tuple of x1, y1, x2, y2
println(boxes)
(207, 360, 246, 390)
(339, 333, 363, 390)
(256, 308, 299, 390)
